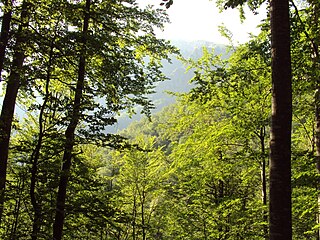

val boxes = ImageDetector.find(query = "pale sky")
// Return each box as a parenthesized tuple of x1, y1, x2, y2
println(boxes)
(137, 0, 267, 44)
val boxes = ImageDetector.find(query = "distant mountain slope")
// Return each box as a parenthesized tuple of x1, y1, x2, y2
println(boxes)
(112, 40, 228, 131)
(150, 40, 229, 110)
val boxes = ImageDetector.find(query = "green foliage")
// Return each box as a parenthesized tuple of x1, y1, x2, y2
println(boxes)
(104, 136, 169, 239)
(1, 0, 320, 238)
(0, 0, 176, 238)
(113, 15, 320, 237)
(113, 32, 272, 239)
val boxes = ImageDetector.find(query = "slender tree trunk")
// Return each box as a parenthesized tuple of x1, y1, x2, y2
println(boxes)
(141, 191, 146, 240)
(30, 41, 55, 240)
(52, 0, 90, 239)
(269, 0, 292, 238)
(0, 0, 28, 223)
(132, 194, 137, 240)
(0, 0, 12, 81)
(9, 174, 24, 240)
(202, 217, 207, 240)
(259, 127, 268, 239)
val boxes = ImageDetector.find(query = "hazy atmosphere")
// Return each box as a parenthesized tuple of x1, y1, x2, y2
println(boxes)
(137, 0, 267, 43)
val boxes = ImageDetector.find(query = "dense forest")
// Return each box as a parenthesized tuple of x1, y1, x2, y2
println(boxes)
(0, 0, 318, 239)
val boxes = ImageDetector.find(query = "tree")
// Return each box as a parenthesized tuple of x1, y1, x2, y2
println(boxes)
(0, 0, 13, 81)
(0, 0, 173, 237)
(0, 0, 30, 223)
(161, 0, 293, 238)
(49, 0, 174, 238)
(52, 0, 91, 238)
(269, 0, 292, 238)
(120, 40, 273, 238)
(183, 43, 271, 238)
(110, 136, 168, 240)
(291, 1, 320, 237)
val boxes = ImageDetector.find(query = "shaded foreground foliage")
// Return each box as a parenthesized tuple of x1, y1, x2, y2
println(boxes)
(0, 0, 175, 239)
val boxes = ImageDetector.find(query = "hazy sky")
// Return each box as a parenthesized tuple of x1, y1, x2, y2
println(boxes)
(137, 0, 267, 44)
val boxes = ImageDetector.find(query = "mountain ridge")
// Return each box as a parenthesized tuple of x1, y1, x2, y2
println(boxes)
(111, 40, 228, 131)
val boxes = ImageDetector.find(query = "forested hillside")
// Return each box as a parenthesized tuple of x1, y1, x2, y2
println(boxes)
(117, 28, 316, 239)
(0, 0, 318, 239)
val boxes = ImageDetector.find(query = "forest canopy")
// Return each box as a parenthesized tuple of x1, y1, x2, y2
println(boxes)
(0, 0, 318, 239)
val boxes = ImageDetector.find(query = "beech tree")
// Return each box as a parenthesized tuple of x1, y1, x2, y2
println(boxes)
(109, 136, 167, 240)
(52, 0, 91, 238)
(269, 0, 292, 237)
(25, 0, 173, 239)
(0, 0, 13, 80)
(161, 1, 293, 238)
(291, 0, 320, 237)
(0, 0, 30, 223)
(0, 0, 173, 237)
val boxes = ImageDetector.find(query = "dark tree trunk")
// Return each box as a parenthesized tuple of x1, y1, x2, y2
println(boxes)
(30, 41, 55, 240)
(9, 174, 24, 240)
(52, 0, 90, 239)
(260, 127, 267, 207)
(269, 0, 292, 238)
(259, 127, 268, 239)
(0, 0, 28, 223)
(0, 0, 13, 81)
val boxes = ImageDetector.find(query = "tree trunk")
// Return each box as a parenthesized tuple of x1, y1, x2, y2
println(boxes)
(0, 0, 28, 223)
(259, 127, 268, 239)
(141, 190, 146, 240)
(0, 0, 13, 81)
(52, 0, 90, 239)
(269, 0, 292, 238)
(132, 194, 137, 240)
(9, 174, 24, 240)
(30, 41, 55, 240)
(313, 36, 320, 240)
(316, 88, 320, 240)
